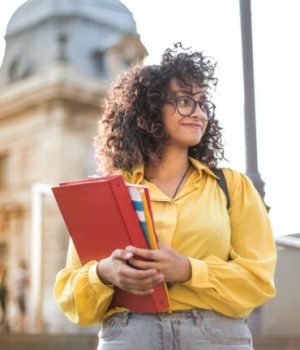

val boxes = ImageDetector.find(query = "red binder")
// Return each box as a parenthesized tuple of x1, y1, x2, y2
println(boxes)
(52, 175, 170, 313)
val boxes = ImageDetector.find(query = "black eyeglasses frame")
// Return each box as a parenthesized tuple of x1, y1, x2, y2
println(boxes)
(166, 95, 216, 120)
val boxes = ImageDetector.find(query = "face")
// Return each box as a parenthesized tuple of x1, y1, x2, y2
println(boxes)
(162, 79, 209, 149)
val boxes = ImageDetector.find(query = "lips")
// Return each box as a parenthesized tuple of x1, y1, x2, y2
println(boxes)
(181, 123, 202, 129)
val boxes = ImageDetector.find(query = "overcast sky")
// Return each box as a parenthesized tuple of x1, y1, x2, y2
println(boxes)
(1, 0, 300, 236)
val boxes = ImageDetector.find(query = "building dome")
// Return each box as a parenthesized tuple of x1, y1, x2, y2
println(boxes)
(6, 0, 136, 36)
(0, 0, 146, 86)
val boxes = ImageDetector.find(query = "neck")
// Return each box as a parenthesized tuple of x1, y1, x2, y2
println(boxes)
(145, 147, 189, 182)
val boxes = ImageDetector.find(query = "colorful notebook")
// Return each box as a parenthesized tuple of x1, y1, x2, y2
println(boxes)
(127, 185, 151, 247)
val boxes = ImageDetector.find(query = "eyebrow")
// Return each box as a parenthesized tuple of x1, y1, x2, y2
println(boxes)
(171, 89, 206, 99)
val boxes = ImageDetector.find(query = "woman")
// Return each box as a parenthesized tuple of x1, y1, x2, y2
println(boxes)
(54, 44, 276, 349)
(14, 260, 29, 332)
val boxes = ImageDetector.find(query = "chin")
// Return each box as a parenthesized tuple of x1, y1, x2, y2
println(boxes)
(186, 137, 203, 147)
(178, 140, 202, 149)
(168, 135, 203, 148)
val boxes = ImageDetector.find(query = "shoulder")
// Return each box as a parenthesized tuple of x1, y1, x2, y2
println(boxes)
(221, 167, 253, 187)
(221, 168, 260, 202)
(122, 165, 144, 184)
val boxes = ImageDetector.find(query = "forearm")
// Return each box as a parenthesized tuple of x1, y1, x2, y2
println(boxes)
(181, 251, 276, 317)
(54, 261, 114, 325)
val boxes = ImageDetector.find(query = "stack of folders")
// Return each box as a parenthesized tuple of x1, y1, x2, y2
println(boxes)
(52, 174, 170, 313)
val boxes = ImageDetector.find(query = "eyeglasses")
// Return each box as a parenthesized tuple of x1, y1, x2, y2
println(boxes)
(167, 96, 215, 120)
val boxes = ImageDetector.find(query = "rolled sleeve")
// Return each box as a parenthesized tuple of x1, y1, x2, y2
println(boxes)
(183, 258, 211, 289)
(88, 261, 114, 292)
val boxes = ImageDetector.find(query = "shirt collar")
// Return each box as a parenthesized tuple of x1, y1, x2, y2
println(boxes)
(188, 157, 219, 180)
(122, 157, 219, 184)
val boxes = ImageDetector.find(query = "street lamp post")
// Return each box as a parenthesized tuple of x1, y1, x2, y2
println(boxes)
(239, 0, 267, 205)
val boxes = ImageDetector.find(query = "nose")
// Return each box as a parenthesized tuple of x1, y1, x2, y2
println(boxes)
(191, 102, 207, 120)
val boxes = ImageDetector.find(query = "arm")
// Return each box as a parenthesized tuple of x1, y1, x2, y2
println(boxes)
(53, 240, 115, 325)
(185, 170, 277, 317)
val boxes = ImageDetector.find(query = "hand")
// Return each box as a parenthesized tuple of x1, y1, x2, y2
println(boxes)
(96, 249, 164, 295)
(126, 243, 192, 283)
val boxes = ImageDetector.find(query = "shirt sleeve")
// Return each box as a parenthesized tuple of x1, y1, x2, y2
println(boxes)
(183, 169, 277, 317)
(53, 239, 115, 325)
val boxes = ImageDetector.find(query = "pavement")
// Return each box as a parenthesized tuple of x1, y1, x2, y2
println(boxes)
(1, 332, 300, 350)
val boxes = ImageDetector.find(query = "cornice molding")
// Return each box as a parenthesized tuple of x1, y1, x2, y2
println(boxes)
(0, 64, 107, 119)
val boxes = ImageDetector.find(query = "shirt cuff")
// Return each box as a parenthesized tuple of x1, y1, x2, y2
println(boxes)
(88, 262, 114, 292)
(183, 258, 210, 289)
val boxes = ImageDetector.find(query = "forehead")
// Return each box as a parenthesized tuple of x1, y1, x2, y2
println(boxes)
(169, 79, 204, 96)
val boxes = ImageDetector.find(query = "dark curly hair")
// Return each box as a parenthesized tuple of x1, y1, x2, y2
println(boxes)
(95, 43, 225, 173)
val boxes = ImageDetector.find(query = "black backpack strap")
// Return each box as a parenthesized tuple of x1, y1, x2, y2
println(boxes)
(210, 168, 230, 210)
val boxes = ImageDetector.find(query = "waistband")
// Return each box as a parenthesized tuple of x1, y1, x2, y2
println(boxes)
(105, 309, 243, 325)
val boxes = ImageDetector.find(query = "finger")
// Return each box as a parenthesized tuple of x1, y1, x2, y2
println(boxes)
(120, 264, 158, 280)
(128, 288, 155, 296)
(125, 246, 159, 261)
(128, 258, 157, 270)
(111, 249, 133, 260)
(119, 274, 164, 291)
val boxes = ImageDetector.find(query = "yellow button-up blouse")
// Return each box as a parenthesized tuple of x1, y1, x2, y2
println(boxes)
(54, 157, 276, 325)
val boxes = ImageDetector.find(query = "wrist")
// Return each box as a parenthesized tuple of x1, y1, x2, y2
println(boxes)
(96, 259, 112, 285)
(179, 256, 192, 283)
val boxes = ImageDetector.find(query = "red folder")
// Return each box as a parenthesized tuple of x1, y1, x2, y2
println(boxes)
(52, 175, 170, 313)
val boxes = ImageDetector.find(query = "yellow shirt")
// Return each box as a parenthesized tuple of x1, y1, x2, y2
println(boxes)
(54, 158, 276, 325)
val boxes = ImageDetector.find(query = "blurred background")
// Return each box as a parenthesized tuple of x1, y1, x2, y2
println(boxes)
(0, 0, 299, 349)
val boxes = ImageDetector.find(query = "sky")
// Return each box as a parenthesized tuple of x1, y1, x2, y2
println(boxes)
(1, 0, 300, 236)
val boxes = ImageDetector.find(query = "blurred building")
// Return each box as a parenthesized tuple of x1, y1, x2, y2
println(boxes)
(0, 0, 146, 333)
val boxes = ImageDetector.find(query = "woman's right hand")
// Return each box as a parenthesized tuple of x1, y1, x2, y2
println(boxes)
(96, 249, 165, 295)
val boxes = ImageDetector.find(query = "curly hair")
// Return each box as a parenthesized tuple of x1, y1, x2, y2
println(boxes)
(95, 43, 225, 173)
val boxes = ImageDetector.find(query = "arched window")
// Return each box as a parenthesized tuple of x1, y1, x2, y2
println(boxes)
(92, 50, 106, 76)
(8, 58, 20, 82)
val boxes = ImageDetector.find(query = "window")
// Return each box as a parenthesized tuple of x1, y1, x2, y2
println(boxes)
(8, 58, 20, 82)
(123, 58, 132, 68)
(0, 242, 8, 260)
(0, 154, 8, 189)
(92, 50, 106, 76)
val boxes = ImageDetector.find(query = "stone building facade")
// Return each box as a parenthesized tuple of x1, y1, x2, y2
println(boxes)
(0, 0, 146, 333)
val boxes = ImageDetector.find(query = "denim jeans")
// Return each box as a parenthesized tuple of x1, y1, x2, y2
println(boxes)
(98, 309, 254, 350)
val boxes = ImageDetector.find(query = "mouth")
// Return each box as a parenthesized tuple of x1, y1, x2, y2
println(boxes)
(181, 123, 203, 129)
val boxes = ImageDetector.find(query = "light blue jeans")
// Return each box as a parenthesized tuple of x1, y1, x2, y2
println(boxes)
(98, 309, 254, 350)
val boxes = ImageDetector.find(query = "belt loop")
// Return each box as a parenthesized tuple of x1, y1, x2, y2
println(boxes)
(191, 309, 200, 326)
(122, 312, 130, 326)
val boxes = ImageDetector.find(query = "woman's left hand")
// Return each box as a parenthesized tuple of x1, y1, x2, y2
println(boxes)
(126, 243, 191, 283)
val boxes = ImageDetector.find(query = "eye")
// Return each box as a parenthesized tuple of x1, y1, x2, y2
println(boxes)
(176, 96, 193, 108)
(201, 101, 215, 116)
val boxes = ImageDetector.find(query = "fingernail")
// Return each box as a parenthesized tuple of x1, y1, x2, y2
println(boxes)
(125, 252, 133, 259)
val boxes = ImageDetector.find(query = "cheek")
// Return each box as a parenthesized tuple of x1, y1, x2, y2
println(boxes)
(162, 107, 177, 132)
(162, 104, 176, 120)
(163, 120, 175, 137)
(202, 121, 209, 136)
